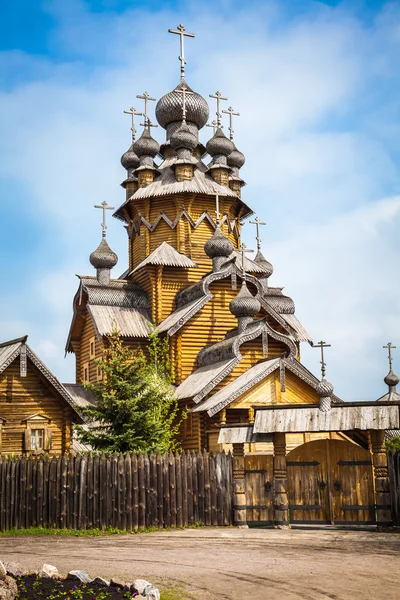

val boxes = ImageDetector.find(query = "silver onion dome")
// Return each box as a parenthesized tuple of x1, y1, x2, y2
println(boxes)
(316, 378, 334, 398)
(90, 238, 118, 270)
(384, 369, 400, 388)
(170, 121, 198, 151)
(156, 82, 209, 130)
(254, 249, 274, 278)
(206, 127, 235, 158)
(204, 226, 234, 259)
(230, 281, 261, 318)
(121, 143, 140, 170)
(227, 146, 245, 169)
(133, 128, 160, 158)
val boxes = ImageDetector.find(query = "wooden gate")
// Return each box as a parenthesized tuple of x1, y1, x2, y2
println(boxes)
(244, 454, 274, 526)
(287, 439, 375, 525)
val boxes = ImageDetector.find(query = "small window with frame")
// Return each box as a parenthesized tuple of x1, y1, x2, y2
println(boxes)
(89, 336, 96, 358)
(83, 362, 89, 383)
(23, 414, 52, 454)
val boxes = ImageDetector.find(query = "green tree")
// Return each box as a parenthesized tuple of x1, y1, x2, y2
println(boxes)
(75, 330, 182, 453)
(386, 437, 400, 452)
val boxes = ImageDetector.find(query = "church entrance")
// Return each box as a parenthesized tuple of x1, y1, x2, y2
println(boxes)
(287, 439, 375, 525)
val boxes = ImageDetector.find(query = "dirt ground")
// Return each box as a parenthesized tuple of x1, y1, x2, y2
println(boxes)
(0, 527, 399, 600)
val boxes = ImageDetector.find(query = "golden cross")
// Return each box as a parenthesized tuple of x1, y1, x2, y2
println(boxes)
(383, 342, 396, 370)
(136, 91, 157, 130)
(94, 201, 115, 238)
(209, 91, 228, 128)
(312, 341, 331, 379)
(249, 216, 266, 251)
(239, 242, 254, 277)
(123, 106, 143, 142)
(168, 24, 195, 80)
(222, 106, 240, 140)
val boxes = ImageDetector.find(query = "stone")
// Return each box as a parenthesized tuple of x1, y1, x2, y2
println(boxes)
(67, 570, 92, 584)
(92, 577, 110, 587)
(132, 579, 160, 600)
(0, 575, 18, 600)
(22, 570, 38, 577)
(0, 563, 6, 581)
(38, 564, 58, 579)
(4, 563, 23, 579)
(110, 577, 129, 591)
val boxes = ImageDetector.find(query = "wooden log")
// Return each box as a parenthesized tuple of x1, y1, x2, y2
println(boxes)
(112, 453, 118, 529)
(99, 454, 107, 530)
(0, 459, 6, 531)
(181, 452, 188, 527)
(197, 451, 205, 525)
(216, 452, 223, 526)
(60, 455, 68, 529)
(19, 456, 27, 530)
(204, 451, 211, 527)
(56, 455, 62, 528)
(49, 456, 57, 528)
(138, 454, 146, 529)
(175, 451, 183, 529)
(125, 454, 132, 532)
(106, 454, 112, 529)
(67, 455, 75, 529)
(92, 454, 100, 529)
(26, 457, 33, 529)
(192, 452, 199, 524)
(37, 458, 43, 528)
(73, 455, 80, 530)
(209, 453, 217, 527)
(118, 453, 126, 531)
(144, 453, 151, 528)
(224, 451, 233, 525)
(163, 453, 170, 528)
(156, 453, 163, 528)
(86, 455, 93, 530)
(169, 451, 176, 528)
(132, 454, 139, 531)
(188, 452, 195, 525)
(150, 454, 158, 528)
(10, 458, 16, 529)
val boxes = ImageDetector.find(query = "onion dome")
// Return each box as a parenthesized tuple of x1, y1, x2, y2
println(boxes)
(384, 370, 400, 388)
(133, 128, 160, 158)
(316, 378, 334, 398)
(206, 127, 235, 158)
(255, 249, 274, 278)
(156, 82, 209, 130)
(230, 281, 261, 318)
(204, 226, 234, 259)
(227, 146, 245, 170)
(170, 121, 198, 151)
(90, 238, 118, 270)
(121, 143, 140, 171)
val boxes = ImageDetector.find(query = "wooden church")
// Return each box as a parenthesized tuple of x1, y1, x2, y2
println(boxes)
(65, 24, 399, 462)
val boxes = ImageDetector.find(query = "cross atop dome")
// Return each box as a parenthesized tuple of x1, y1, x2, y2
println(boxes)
(168, 24, 195, 81)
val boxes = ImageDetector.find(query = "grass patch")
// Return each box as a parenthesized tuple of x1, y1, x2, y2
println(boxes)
(0, 523, 203, 537)
(160, 586, 192, 600)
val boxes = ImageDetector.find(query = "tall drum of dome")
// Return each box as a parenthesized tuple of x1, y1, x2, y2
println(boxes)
(90, 201, 118, 286)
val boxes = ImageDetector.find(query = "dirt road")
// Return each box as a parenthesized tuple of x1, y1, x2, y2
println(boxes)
(0, 527, 399, 599)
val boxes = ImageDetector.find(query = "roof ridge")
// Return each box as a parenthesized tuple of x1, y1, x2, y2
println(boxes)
(0, 335, 27, 348)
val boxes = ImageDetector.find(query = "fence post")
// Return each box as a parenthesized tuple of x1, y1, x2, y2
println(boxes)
(232, 443, 247, 527)
(273, 432, 289, 528)
(371, 431, 392, 527)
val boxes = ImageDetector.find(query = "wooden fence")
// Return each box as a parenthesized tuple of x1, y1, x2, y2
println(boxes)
(0, 451, 233, 531)
(388, 450, 400, 526)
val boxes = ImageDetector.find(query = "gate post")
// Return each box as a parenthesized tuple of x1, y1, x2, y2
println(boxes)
(370, 430, 392, 527)
(273, 432, 290, 528)
(232, 443, 248, 528)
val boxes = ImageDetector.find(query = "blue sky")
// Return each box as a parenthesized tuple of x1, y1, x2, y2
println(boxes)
(1, 0, 400, 399)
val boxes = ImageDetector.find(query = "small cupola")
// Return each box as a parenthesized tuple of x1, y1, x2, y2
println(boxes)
(204, 226, 234, 272)
(90, 201, 118, 285)
(229, 280, 261, 334)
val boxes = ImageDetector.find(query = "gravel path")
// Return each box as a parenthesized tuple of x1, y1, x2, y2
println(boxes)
(0, 527, 399, 599)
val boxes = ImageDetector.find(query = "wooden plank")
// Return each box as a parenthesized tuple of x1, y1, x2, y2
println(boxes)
(20, 456, 27, 529)
(209, 453, 217, 526)
(49, 456, 58, 528)
(60, 455, 68, 529)
(175, 451, 183, 529)
(132, 454, 139, 531)
(106, 454, 112, 529)
(224, 451, 232, 526)
(92, 454, 100, 529)
(118, 453, 126, 531)
(216, 452, 223, 526)
(150, 454, 158, 528)
(169, 451, 177, 528)
(37, 458, 43, 528)
(138, 454, 146, 529)
(99, 454, 107, 530)
(163, 453, 170, 528)
(78, 456, 87, 529)
(181, 452, 188, 527)
(192, 452, 199, 524)
(112, 454, 118, 529)
(203, 451, 211, 526)
(186, 451, 193, 526)
(86, 455, 93, 530)
(156, 453, 164, 528)
(144, 454, 151, 528)
(125, 454, 132, 532)
(10, 458, 16, 529)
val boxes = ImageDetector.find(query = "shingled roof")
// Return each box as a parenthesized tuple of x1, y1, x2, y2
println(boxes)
(130, 241, 197, 273)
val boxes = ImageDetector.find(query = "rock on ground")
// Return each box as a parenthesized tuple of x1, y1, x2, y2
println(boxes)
(0, 575, 18, 600)
(38, 564, 58, 578)
(67, 570, 92, 584)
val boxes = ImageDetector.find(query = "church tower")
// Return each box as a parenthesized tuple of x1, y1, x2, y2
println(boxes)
(66, 24, 336, 453)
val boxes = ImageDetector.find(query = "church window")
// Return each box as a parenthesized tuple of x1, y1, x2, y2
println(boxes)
(31, 429, 44, 451)
(23, 414, 52, 454)
(83, 362, 89, 382)
(89, 337, 96, 358)
(97, 365, 102, 380)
